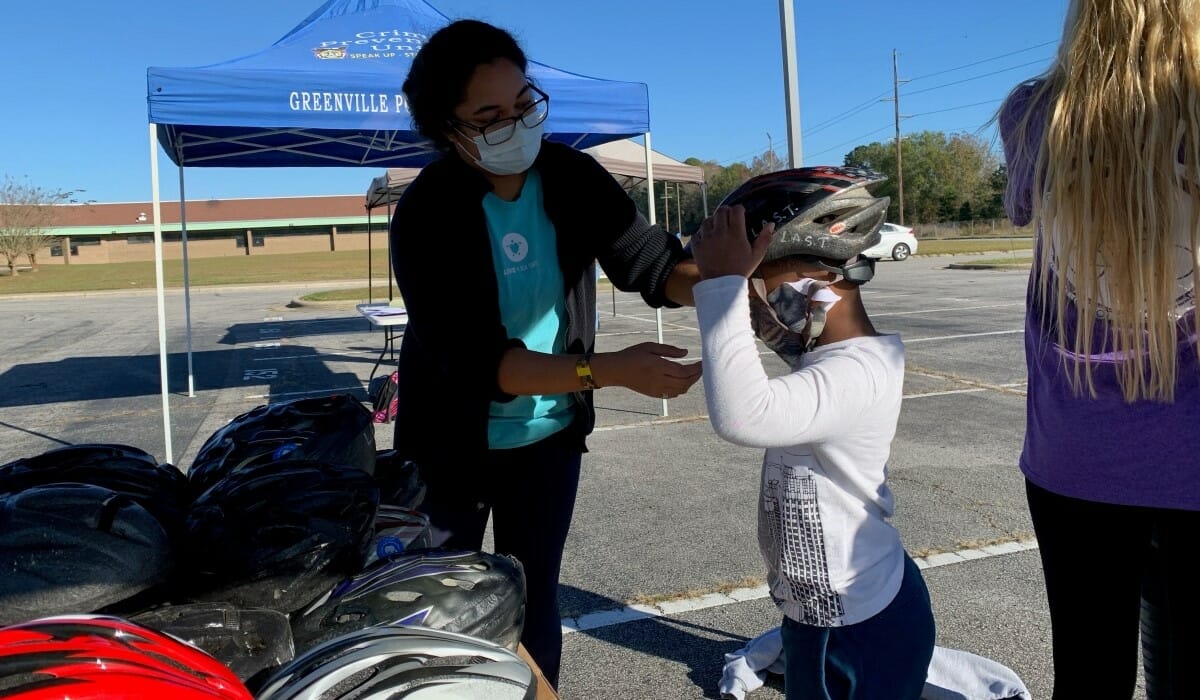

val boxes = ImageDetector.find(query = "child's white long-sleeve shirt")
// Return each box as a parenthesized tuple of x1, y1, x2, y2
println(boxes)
(695, 275, 907, 626)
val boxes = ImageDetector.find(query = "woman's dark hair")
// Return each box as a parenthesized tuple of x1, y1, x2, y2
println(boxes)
(403, 20, 528, 152)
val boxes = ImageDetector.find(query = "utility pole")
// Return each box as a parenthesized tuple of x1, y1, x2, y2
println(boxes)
(661, 186, 673, 233)
(674, 182, 682, 234)
(778, 0, 802, 167)
(891, 49, 907, 225)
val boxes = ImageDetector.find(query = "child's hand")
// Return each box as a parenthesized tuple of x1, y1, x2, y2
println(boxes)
(691, 205, 776, 280)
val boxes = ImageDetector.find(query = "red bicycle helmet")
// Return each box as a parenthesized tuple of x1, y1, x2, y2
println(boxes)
(0, 614, 252, 699)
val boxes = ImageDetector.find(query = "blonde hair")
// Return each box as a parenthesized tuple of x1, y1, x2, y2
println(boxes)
(1010, 0, 1200, 402)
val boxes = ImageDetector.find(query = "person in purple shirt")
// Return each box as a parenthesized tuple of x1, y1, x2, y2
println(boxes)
(998, 1, 1199, 697)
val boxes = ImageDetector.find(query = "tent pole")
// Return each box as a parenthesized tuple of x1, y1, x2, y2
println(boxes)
(177, 161, 195, 398)
(702, 182, 709, 217)
(367, 206, 373, 305)
(386, 201, 394, 302)
(149, 124, 174, 465)
(643, 132, 667, 417)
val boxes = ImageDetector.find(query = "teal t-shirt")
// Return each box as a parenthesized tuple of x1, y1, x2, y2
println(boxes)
(482, 170, 574, 449)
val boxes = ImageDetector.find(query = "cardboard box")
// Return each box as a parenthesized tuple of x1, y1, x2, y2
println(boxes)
(516, 643, 560, 699)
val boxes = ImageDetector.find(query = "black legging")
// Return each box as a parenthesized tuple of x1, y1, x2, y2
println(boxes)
(1025, 479, 1199, 699)
(415, 428, 582, 688)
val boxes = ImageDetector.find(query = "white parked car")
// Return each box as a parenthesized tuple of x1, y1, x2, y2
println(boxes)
(863, 222, 919, 261)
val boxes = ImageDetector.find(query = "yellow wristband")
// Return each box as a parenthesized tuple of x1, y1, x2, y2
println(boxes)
(575, 355, 597, 390)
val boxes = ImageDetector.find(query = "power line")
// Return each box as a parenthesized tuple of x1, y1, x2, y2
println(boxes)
(907, 98, 1003, 119)
(798, 44, 1057, 146)
(901, 58, 1051, 98)
(905, 40, 1057, 83)
(806, 124, 893, 160)
(805, 89, 893, 136)
(717, 42, 1056, 168)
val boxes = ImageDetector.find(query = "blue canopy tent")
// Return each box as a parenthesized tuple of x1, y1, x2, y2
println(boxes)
(145, 0, 669, 463)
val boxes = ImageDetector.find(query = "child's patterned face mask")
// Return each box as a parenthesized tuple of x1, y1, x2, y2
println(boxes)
(748, 277, 841, 369)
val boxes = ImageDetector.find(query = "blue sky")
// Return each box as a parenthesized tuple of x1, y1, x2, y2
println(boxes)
(0, 0, 1068, 204)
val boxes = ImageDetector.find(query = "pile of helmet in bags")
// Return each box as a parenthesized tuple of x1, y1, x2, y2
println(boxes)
(0, 393, 536, 699)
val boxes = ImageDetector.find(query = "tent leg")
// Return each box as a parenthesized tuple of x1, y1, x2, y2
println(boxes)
(367, 209, 373, 305)
(643, 132, 667, 418)
(178, 164, 195, 398)
(386, 202, 394, 302)
(150, 124, 174, 464)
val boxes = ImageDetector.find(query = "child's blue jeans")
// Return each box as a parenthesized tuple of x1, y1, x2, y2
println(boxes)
(781, 553, 935, 700)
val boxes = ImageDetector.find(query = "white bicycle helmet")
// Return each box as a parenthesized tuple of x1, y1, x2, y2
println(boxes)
(254, 625, 535, 700)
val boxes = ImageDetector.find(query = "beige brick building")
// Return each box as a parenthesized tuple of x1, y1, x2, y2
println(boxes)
(28, 194, 384, 265)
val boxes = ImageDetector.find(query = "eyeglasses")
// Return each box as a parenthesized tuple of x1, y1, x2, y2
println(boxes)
(449, 84, 550, 146)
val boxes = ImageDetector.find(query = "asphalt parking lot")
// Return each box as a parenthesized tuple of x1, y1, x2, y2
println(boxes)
(0, 254, 1147, 699)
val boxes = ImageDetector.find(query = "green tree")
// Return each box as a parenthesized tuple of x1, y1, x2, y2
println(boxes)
(976, 164, 1008, 220)
(844, 130, 1001, 224)
(629, 157, 756, 238)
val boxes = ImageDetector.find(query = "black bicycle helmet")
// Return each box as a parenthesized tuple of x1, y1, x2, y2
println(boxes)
(0, 443, 188, 537)
(718, 165, 891, 283)
(255, 625, 535, 700)
(373, 449, 427, 508)
(0, 484, 172, 626)
(182, 460, 379, 615)
(131, 602, 295, 689)
(187, 394, 376, 498)
(291, 549, 526, 654)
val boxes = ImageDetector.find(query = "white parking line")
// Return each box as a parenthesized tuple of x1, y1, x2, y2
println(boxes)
(904, 329, 1023, 343)
(903, 383, 1027, 399)
(244, 386, 362, 400)
(560, 538, 1039, 635)
(253, 350, 373, 361)
(872, 302, 1024, 317)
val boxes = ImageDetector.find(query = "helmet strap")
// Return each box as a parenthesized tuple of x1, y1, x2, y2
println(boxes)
(797, 254, 875, 285)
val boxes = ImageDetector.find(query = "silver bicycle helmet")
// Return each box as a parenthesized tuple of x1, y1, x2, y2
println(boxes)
(254, 625, 535, 700)
(717, 165, 891, 284)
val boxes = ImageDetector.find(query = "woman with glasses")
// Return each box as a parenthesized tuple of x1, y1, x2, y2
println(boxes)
(386, 19, 703, 688)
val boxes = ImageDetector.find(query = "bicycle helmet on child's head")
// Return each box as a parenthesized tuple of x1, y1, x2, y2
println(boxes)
(0, 614, 252, 699)
(718, 165, 891, 284)
(255, 625, 535, 700)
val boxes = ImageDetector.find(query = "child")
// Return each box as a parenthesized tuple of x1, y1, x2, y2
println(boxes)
(689, 167, 935, 700)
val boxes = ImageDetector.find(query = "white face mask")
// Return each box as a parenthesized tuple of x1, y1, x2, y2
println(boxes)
(458, 121, 544, 176)
(748, 277, 841, 368)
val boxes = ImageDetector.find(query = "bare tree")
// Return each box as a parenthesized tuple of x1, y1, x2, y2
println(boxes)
(0, 177, 74, 275)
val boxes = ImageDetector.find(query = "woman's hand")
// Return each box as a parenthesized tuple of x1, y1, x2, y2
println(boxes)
(690, 205, 776, 280)
(591, 343, 702, 398)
